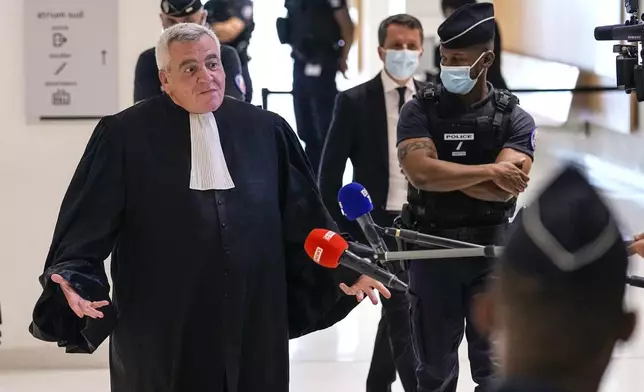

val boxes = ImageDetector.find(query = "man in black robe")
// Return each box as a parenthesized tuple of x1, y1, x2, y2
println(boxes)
(29, 22, 389, 392)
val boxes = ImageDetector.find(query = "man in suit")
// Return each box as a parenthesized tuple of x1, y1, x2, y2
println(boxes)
(318, 14, 425, 392)
(434, 0, 507, 90)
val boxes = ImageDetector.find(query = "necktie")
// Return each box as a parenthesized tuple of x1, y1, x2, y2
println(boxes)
(397, 86, 406, 112)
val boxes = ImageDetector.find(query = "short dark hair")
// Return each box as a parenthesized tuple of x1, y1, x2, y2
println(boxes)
(441, 0, 476, 11)
(492, 260, 626, 373)
(378, 14, 424, 47)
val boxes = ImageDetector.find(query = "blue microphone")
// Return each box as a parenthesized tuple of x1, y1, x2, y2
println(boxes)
(338, 183, 389, 255)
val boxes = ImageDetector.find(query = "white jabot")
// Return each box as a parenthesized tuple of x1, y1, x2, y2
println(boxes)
(188, 112, 235, 191)
(380, 70, 416, 212)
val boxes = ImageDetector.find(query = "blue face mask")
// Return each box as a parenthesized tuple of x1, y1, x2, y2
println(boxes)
(385, 49, 421, 81)
(440, 51, 488, 95)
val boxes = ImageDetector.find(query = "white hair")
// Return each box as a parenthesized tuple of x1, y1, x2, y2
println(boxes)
(155, 23, 221, 71)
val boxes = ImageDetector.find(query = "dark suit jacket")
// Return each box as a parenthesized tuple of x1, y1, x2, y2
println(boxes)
(318, 74, 423, 243)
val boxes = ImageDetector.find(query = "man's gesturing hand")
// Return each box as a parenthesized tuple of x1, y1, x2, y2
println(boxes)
(491, 159, 530, 196)
(629, 234, 644, 257)
(339, 275, 392, 305)
(51, 274, 109, 319)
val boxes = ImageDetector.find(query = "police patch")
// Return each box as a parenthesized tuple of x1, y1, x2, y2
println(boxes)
(242, 5, 253, 19)
(530, 127, 539, 150)
(444, 133, 474, 141)
(235, 74, 246, 95)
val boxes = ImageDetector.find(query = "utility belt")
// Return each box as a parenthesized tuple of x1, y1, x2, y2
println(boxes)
(403, 201, 509, 231)
(400, 203, 509, 246)
(291, 42, 341, 63)
(276, 16, 341, 62)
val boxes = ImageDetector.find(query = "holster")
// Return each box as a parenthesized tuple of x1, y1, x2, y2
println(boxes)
(392, 211, 414, 272)
(276, 17, 291, 45)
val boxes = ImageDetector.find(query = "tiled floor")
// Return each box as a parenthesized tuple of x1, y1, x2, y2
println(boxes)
(3, 128, 644, 391)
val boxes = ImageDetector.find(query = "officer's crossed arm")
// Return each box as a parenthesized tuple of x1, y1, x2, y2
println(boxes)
(209, 0, 252, 43)
(461, 108, 537, 201)
(398, 137, 506, 191)
(331, 0, 355, 74)
(460, 148, 533, 202)
(397, 100, 529, 194)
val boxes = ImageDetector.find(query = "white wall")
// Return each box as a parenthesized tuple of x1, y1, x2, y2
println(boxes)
(0, 0, 161, 368)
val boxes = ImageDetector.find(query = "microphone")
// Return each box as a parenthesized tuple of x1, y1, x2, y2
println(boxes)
(338, 183, 389, 254)
(627, 275, 644, 288)
(594, 23, 644, 41)
(304, 229, 408, 291)
(382, 227, 484, 249)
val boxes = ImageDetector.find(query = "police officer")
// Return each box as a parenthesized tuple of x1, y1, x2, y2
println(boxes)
(434, 0, 507, 90)
(204, 0, 255, 103)
(278, 0, 355, 174)
(396, 3, 536, 391)
(473, 164, 637, 392)
(133, 0, 247, 103)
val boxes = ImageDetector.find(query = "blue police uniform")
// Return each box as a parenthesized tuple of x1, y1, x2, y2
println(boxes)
(490, 164, 630, 392)
(281, 0, 346, 174)
(204, 0, 255, 103)
(396, 4, 537, 392)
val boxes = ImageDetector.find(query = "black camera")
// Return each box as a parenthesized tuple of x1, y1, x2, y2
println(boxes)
(595, 0, 644, 101)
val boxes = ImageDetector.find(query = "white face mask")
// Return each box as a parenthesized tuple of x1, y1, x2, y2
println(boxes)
(385, 49, 421, 81)
(440, 51, 489, 94)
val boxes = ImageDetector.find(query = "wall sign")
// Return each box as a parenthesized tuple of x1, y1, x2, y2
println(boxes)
(24, 0, 118, 122)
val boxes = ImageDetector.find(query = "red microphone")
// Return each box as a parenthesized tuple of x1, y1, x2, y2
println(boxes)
(304, 229, 349, 268)
(304, 229, 408, 291)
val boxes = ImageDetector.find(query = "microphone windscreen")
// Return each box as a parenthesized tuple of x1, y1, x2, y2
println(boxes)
(304, 229, 349, 268)
(338, 182, 374, 221)
(220, 45, 245, 101)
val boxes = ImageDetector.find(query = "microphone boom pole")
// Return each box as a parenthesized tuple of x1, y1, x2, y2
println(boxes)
(374, 246, 503, 262)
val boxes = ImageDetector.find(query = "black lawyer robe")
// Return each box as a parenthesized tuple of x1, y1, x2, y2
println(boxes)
(29, 94, 361, 392)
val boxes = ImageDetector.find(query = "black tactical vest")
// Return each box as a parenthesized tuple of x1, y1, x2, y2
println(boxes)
(283, 0, 342, 60)
(407, 83, 519, 230)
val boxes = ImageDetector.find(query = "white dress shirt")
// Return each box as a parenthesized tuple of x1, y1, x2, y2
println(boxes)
(380, 70, 416, 212)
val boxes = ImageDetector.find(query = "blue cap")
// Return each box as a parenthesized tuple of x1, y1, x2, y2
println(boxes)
(501, 164, 628, 290)
(338, 183, 374, 221)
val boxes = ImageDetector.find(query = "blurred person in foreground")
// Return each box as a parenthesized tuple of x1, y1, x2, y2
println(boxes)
(29, 23, 388, 392)
(474, 164, 637, 392)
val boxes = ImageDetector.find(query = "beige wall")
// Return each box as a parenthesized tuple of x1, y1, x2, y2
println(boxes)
(495, 0, 634, 133)
(0, 0, 162, 368)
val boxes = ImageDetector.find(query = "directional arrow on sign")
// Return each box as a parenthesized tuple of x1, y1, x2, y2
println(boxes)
(101, 50, 107, 65)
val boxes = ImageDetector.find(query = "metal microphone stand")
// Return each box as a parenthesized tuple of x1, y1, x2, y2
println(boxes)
(371, 224, 644, 290)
